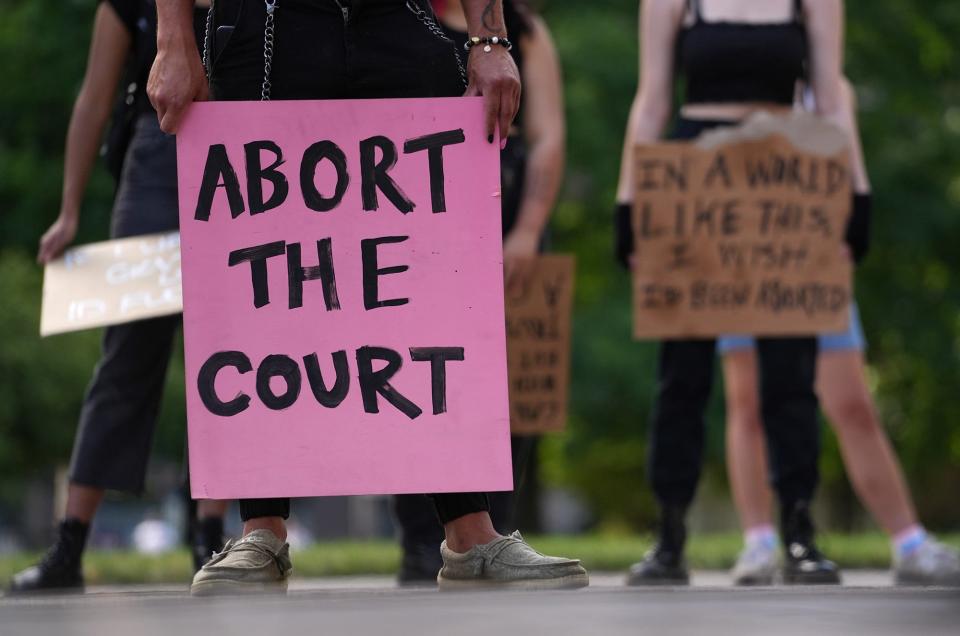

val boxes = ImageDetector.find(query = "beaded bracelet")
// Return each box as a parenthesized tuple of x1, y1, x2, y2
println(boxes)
(464, 35, 514, 52)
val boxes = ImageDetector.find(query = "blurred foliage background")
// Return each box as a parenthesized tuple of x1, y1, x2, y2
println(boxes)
(0, 0, 958, 531)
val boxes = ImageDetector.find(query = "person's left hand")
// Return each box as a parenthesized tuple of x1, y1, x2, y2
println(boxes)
(37, 214, 79, 265)
(464, 46, 520, 148)
(503, 226, 539, 296)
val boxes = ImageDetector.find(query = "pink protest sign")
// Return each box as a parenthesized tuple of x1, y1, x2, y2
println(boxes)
(176, 98, 511, 499)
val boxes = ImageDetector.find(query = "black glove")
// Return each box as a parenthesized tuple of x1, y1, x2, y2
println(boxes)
(845, 193, 872, 264)
(615, 202, 634, 270)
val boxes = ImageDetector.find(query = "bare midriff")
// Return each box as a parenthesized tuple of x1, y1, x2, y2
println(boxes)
(680, 102, 795, 121)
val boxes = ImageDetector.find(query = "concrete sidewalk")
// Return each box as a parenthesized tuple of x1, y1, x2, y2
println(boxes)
(49, 569, 895, 596)
(3, 572, 958, 636)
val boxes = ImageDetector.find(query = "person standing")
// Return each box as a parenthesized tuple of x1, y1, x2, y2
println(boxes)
(615, 0, 853, 586)
(149, 0, 587, 595)
(392, 0, 566, 585)
(8, 0, 227, 595)
(721, 80, 960, 587)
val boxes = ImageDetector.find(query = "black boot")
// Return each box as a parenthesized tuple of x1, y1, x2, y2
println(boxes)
(781, 501, 841, 585)
(394, 494, 444, 587)
(626, 505, 690, 586)
(398, 542, 444, 587)
(8, 519, 88, 594)
(192, 517, 226, 572)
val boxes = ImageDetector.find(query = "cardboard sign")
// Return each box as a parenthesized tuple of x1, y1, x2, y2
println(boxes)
(40, 232, 182, 336)
(505, 255, 575, 435)
(176, 98, 512, 499)
(632, 113, 853, 339)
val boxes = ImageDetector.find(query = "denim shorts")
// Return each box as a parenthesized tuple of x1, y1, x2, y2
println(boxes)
(717, 302, 867, 354)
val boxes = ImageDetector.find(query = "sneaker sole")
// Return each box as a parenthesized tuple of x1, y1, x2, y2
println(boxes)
(6, 585, 85, 597)
(625, 576, 689, 587)
(894, 573, 960, 587)
(733, 572, 776, 586)
(782, 571, 841, 585)
(190, 578, 289, 597)
(437, 571, 589, 591)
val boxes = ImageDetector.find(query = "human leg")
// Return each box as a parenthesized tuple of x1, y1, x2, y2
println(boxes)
(63, 484, 106, 524)
(628, 339, 715, 586)
(720, 345, 779, 585)
(817, 350, 960, 585)
(395, 435, 537, 586)
(818, 351, 916, 535)
(192, 500, 230, 571)
(190, 498, 292, 595)
(722, 347, 774, 532)
(9, 316, 180, 594)
(488, 435, 539, 533)
(394, 494, 446, 585)
(756, 336, 839, 584)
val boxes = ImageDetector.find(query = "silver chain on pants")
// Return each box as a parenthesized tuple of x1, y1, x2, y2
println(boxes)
(257, 0, 466, 101)
(202, 1, 214, 77)
(262, 0, 278, 101)
(404, 1, 468, 88)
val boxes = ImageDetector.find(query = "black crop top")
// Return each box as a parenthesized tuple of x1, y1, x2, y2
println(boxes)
(677, 0, 808, 105)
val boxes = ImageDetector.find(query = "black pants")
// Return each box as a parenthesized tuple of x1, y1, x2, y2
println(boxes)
(394, 435, 537, 550)
(209, 0, 487, 525)
(69, 115, 182, 495)
(648, 117, 821, 512)
(649, 338, 820, 510)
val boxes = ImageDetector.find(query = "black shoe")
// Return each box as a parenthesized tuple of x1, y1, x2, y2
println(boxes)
(627, 505, 689, 586)
(8, 519, 88, 594)
(397, 543, 443, 587)
(192, 517, 227, 572)
(781, 501, 841, 585)
(783, 541, 841, 584)
(626, 545, 690, 586)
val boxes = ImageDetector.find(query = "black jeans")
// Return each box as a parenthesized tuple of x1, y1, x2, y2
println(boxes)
(209, 0, 487, 525)
(648, 117, 822, 512)
(394, 434, 537, 551)
(69, 115, 182, 495)
(649, 338, 820, 510)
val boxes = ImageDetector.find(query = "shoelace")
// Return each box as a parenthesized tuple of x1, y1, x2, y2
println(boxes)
(914, 542, 959, 571)
(38, 540, 79, 573)
(789, 541, 826, 562)
(207, 538, 288, 575)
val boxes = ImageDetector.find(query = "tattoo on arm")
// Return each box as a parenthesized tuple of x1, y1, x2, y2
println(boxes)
(481, 0, 503, 32)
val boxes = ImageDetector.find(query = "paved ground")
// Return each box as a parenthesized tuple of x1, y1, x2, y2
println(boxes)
(2, 573, 958, 636)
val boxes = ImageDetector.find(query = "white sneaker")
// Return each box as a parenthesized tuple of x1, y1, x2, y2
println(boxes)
(731, 544, 779, 586)
(894, 538, 960, 587)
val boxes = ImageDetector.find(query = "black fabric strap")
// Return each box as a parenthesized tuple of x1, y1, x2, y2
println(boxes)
(794, 0, 804, 22)
(614, 202, 633, 270)
(845, 193, 872, 264)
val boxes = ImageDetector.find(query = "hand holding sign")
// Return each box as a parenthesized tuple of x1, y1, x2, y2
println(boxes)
(37, 214, 80, 265)
(147, 2, 209, 134)
(503, 226, 540, 296)
(40, 232, 183, 336)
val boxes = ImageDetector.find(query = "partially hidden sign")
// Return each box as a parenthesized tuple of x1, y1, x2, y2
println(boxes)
(40, 232, 182, 336)
(632, 112, 853, 339)
(505, 255, 575, 435)
(176, 98, 512, 499)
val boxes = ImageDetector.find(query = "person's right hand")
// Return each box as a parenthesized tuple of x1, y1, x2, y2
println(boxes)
(147, 40, 208, 134)
(37, 214, 79, 265)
